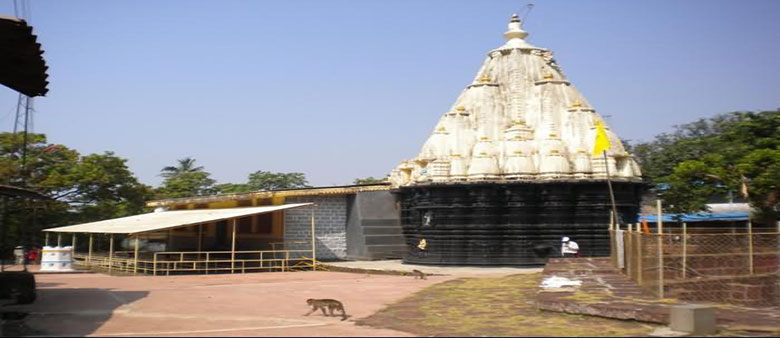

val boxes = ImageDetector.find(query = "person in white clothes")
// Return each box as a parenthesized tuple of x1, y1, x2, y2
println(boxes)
(561, 237, 580, 258)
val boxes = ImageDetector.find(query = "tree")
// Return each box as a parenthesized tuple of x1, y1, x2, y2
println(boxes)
(160, 157, 204, 179)
(156, 171, 216, 199)
(632, 110, 780, 223)
(353, 176, 388, 185)
(246, 171, 309, 191)
(0, 133, 153, 252)
(212, 171, 311, 195)
(214, 183, 252, 194)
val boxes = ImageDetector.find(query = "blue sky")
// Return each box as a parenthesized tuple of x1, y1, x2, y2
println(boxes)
(1, 0, 778, 187)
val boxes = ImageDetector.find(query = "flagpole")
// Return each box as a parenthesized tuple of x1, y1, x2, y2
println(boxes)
(603, 150, 620, 229)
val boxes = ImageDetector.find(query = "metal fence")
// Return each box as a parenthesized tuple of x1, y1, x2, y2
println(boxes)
(611, 227, 780, 307)
(73, 240, 318, 276)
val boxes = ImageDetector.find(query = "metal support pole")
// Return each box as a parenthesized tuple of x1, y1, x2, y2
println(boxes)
(133, 235, 139, 275)
(603, 151, 620, 230)
(57, 233, 62, 247)
(72, 233, 76, 251)
(45, 232, 49, 247)
(231, 218, 237, 273)
(682, 222, 687, 279)
(197, 224, 203, 255)
(88, 234, 93, 264)
(656, 199, 664, 298)
(311, 207, 316, 270)
(748, 219, 754, 275)
(657, 199, 663, 233)
(108, 234, 114, 273)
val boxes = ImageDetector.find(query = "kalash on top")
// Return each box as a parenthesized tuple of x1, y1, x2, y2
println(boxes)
(390, 14, 643, 187)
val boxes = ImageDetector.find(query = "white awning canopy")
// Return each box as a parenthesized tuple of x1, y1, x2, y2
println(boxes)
(43, 203, 313, 235)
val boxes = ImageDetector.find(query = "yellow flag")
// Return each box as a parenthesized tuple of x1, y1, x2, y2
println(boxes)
(592, 121, 611, 157)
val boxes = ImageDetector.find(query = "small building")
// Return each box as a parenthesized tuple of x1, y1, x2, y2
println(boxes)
(145, 184, 404, 261)
(43, 184, 405, 275)
(639, 203, 767, 233)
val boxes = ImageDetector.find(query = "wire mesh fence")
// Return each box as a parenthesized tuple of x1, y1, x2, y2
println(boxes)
(612, 228, 780, 308)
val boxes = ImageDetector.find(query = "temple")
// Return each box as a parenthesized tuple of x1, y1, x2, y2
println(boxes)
(391, 14, 646, 265)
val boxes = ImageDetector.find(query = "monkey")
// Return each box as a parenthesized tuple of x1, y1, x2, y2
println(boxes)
(304, 298, 348, 321)
(412, 269, 427, 280)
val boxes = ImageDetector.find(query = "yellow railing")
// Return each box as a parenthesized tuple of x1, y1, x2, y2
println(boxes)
(73, 249, 315, 276)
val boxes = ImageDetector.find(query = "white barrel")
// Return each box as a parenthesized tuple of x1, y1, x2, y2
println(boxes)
(40, 246, 74, 272)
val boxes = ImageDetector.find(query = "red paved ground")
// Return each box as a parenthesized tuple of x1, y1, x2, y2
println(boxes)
(7, 271, 455, 336)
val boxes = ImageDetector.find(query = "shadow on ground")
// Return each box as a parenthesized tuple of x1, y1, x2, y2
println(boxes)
(3, 288, 148, 336)
(357, 273, 658, 337)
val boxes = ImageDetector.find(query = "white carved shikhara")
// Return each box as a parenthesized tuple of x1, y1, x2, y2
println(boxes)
(390, 14, 642, 187)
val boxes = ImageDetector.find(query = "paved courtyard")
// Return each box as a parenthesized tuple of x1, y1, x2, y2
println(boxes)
(5, 270, 459, 336)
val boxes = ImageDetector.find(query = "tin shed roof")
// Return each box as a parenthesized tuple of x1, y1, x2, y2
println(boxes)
(43, 203, 312, 235)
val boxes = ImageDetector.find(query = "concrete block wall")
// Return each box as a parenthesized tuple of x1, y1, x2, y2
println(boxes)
(284, 195, 348, 261)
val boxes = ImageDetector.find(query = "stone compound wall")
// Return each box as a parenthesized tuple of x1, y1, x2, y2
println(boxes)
(284, 195, 348, 261)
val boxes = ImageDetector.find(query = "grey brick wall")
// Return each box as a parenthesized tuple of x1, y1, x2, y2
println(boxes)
(285, 195, 348, 260)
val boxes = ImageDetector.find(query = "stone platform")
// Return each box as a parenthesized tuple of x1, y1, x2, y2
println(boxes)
(536, 258, 780, 333)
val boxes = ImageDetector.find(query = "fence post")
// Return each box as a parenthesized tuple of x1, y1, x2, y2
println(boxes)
(657, 199, 664, 298)
(153, 253, 157, 276)
(682, 222, 687, 279)
(748, 219, 754, 275)
(637, 229, 643, 285)
(627, 224, 633, 276)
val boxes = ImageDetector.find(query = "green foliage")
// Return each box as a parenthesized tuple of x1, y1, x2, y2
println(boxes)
(0, 132, 153, 252)
(213, 183, 253, 194)
(246, 170, 309, 190)
(353, 176, 388, 185)
(212, 171, 310, 195)
(155, 157, 218, 198)
(160, 157, 204, 179)
(632, 110, 780, 221)
(156, 171, 216, 199)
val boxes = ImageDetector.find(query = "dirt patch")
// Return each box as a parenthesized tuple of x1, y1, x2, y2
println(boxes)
(356, 273, 658, 336)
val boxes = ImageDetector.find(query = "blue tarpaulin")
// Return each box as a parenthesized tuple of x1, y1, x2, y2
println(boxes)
(640, 212, 749, 223)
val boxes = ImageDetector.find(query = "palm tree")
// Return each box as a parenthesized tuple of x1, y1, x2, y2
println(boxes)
(160, 157, 204, 179)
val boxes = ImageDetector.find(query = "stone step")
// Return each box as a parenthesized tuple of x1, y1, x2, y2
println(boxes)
(362, 226, 403, 235)
(364, 244, 407, 260)
(365, 235, 406, 245)
(365, 244, 407, 253)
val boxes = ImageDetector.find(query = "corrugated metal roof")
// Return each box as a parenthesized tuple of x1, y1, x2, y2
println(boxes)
(640, 212, 749, 223)
(43, 203, 313, 234)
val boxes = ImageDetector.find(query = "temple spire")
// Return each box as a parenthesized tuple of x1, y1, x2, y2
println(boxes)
(504, 14, 529, 41)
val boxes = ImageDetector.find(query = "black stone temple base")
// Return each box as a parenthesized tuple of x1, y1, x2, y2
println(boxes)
(393, 180, 645, 266)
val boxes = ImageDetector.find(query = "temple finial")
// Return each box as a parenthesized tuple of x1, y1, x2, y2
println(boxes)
(510, 14, 520, 23)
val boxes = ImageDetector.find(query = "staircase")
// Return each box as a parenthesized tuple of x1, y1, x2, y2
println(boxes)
(346, 191, 406, 260)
